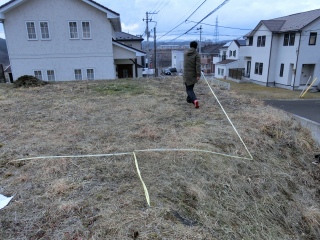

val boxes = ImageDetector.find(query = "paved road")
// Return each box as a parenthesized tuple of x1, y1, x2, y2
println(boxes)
(264, 99, 320, 124)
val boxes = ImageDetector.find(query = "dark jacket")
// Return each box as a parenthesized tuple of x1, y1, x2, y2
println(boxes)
(183, 47, 201, 86)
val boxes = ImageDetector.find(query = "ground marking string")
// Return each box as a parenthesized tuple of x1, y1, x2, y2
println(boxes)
(202, 72, 253, 160)
(8, 76, 253, 206)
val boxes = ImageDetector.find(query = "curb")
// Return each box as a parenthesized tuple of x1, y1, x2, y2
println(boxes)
(293, 114, 320, 146)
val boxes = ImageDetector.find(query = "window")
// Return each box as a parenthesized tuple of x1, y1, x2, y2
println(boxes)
(229, 50, 232, 57)
(47, 70, 55, 81)
(40, 21, 50, 39)
(233, 50, 236, 57)
(69, 22, 79, 39)
(222, 51, 226, 60)
(248, 36, 253, 46)
(34, 70, 42, 80)
(218, 68, 224, 76)
(259, 63, 263, 75)
(261, 36, 266, 47)
(257, 36, 266, 47)
(74, 69, 82, 80)
(82, 21, 91, 39)
(284, 33, 295, 46)
(254, 62, 263, 75)
(289, 33, 295, 46)
(309, 32, 317, 45)
(279, 64, 284, 77)
(26, 21, 37, 40)
(87, 69, 94, 80)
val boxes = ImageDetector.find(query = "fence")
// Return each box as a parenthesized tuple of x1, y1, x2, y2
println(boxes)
(229, 68, 244, 80)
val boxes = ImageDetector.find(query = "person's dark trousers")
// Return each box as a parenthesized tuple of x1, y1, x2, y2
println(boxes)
(185, 84, 197, 103)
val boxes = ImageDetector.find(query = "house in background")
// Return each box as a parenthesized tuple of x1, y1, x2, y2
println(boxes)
(0, 0, 145, 81)
(214, 40, 246, 79)
(200, 43, 225, 75)
(171, 50, 184, 73)
(242, 8, 320, 90)
(114, 32, 145, 78)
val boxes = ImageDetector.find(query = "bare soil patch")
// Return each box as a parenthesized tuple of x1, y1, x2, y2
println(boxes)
(0, 77, 319, 239)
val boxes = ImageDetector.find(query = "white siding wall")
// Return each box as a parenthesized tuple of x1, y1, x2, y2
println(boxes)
(295, 21, 320, 87)
(270, 33, 298, 86)
(250, 25, 272, 84)
(227, 41, 239, 60)
(4, 0, 116, 80)
(172, 50, 184, 72)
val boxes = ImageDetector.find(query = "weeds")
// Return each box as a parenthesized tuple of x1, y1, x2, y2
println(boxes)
(0, 77, 319, 239)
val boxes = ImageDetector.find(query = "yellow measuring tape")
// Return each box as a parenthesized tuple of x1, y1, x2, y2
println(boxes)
(133, 151, 150, 207)
(8, 75, 253, 207)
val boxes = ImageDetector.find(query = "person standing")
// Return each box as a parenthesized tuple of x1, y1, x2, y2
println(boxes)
(183, 41, 201, 108)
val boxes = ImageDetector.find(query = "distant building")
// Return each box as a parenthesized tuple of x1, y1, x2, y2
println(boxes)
(200, 43, 226, 75)
(215, 40, 246, 79)
(242, 8, 320, 89)
(172, 50, 184, 72)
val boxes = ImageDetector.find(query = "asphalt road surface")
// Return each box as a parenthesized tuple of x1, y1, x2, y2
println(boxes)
(264, 99, 320, 124)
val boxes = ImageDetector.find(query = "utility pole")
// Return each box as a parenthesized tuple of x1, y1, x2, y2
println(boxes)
(143, 12, 157, 69)
(154, 26, 157, 77)
(197, 25, 203, 54)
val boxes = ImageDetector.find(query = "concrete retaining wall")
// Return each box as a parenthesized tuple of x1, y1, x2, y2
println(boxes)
(293, 115, 320, 146)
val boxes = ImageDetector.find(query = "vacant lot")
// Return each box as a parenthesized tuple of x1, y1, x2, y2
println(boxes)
(0, 77, 320, 239)
(227, 80, 320, 100)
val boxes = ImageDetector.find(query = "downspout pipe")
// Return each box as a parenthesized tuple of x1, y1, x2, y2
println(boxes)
(293, 31, 302, 90)
(267, 34, 274, 87)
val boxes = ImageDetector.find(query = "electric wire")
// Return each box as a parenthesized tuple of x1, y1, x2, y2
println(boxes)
(158, 0, 207, 40)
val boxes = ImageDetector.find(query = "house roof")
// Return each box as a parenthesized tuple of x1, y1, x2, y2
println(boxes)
(0, 0, 122, 31)
(115, 32, 144, 42)
(272, 8, 320, 32)
(247, 8, 320, 36)
(112, 39, 146, 57)
(234, 39, 246, 47)
(201, 43, 225, 54)
(216, 59, 237, 65)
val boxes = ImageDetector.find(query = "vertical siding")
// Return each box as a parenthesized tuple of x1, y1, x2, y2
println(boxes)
(295, 21, 320, 87)
(250, 25, 272, 84)
(4, 0, 116, 80)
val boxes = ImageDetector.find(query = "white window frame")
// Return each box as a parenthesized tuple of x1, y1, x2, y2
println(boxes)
(47, 70, 55, 81)
(69, 21, 79, 39)
(34, 70, 43, 80)
(86, 68, 94, 80)
(81, 21, 91, 39)
(39, 21, 50, 40)
(26, 21, 37, 40)
(74, 69, 82, 80)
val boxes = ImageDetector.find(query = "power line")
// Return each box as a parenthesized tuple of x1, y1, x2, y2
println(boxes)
(158, 0, 207, 40)
(187, 20, 252, 31)
(170, 0, 230, 42)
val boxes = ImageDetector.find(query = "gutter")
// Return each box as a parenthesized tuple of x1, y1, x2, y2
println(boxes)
(292, 31, 302, 90)
(266, 33, 274, 87)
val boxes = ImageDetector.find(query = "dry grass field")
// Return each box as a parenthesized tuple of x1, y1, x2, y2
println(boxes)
(0, 76, 320, 239)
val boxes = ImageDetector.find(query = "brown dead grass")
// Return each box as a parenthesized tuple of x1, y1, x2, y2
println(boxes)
(0, 77, 320, 239)
(222, 79, 320, 100)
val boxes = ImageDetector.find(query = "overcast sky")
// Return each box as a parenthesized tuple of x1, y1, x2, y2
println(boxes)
(0, 0, 319, 42)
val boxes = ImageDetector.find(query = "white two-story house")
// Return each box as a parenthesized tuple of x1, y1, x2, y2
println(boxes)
(214, 40, 246, 79)
(242, 9, 320, 90)
(0, 0, 145, 81)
